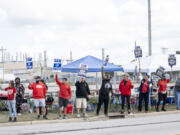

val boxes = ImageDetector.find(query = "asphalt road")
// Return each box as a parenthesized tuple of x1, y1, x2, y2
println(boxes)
(0, 113, 180, 135)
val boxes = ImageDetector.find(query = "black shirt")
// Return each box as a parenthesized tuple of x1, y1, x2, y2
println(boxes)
(15, 84, 25, 96)
(75, 81, 90, 98)
(99, 79, 112, 97)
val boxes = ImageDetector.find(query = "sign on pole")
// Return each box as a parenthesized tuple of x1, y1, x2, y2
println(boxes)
(168, 54, 176, 67)
(53, 59, 61, 71)
(156, 66, 165, 78)
(103, 55, 109, 66)
(134, 46, 142, 58)
(78, 63, 88, 77)
(26, 57, 33, 70)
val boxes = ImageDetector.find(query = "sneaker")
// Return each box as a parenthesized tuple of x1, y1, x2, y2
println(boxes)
(37, 115, 40, 120)
(77, 114, 81, 118)
(43, 115, 48, 120)
(59, 115, 62, 120)
(162, 108, 166, 111)
(13, 117, 17, 122)
(9, 117, 12, 122)
(63, 115, 68, 119)
(104, 114, 108, 117)
(83, 113, 88, 118)
(17, 113, 22, 116)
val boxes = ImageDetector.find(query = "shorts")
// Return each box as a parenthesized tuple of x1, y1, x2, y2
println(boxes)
(34, 99, 46, 107)
(59, 97, 69, 107)
(76, 98, 87, 109)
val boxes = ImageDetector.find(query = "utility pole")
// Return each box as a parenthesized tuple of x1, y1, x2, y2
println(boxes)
(148, 0, 152, 56)
(44, 50, 47, 67)
(0, 46, 6, 82)
(102, 48, 105, 60)
(70, 50, 73, 62)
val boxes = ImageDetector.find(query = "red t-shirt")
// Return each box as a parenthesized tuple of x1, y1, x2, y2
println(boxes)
(5, 87, 16, 100)
(28, 82, 47, 99)
(55, 74, 72, 99)
(142, 81, 148, 93)
(158, 79, 170, 92)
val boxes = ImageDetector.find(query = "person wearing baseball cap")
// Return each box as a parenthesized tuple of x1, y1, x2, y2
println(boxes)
(28, 76, 48, 120)
(75, 76, 90, 118)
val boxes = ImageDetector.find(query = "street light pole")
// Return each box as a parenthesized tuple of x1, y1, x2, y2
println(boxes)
(148, 0, 152, 56)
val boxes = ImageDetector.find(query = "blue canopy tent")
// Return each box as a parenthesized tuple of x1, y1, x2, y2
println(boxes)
(61, 55, 123, 73)
(61, 55, 124, 89)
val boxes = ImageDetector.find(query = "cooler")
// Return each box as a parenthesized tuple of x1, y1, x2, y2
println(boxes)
(66, 104, 73, 114)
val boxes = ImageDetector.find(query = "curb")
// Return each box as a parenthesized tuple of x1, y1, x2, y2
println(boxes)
(0, 110, 179, 127)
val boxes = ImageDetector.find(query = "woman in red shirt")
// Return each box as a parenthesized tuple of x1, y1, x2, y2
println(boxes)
(119, 74, 134, 114)
(5, 81, 17, 122)
(156, 72, 172, 112)
(138, 75, 151, 112)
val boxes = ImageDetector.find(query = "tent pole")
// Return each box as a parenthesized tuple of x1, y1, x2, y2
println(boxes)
(96, 72, 98, 90)
(113, 72, 116, 89)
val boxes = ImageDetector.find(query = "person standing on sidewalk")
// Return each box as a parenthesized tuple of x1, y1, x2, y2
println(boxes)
(75, 77, 90, 118)
(119, 73, 134, 114)
(138, 75, 152, 113)
(5, 81, 17, 122)
(55, 73, 72, 119)
(15, 77, 25, 116)
(96, 66, 113, 116)
(174, 76, 180, 110)
(28, 76, 48, 120)
(156, 71, 173, 112)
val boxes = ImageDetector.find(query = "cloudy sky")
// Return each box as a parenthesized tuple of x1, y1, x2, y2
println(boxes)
(0, 0, 180, 65)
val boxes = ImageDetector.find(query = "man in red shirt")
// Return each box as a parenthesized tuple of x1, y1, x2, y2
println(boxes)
(28, 76, 47, 120)
(156, 71, 173, 112)
(55, 73, 72, 119)
(5, 81, 17, 122)
(119, 73, 134, 114)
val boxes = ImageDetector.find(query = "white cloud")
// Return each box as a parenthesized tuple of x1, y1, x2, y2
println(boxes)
(0, 0, 180, 65)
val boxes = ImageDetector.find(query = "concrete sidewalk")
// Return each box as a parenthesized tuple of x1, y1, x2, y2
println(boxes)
(0, 110, 179, 127)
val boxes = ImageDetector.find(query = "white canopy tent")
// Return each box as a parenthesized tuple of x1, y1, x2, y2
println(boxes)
(123, 54, 180, 74)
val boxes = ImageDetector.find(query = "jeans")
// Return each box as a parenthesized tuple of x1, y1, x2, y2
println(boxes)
(121, 95, 131, 111)
(175, 90, 180, 109)
(7, 100, 17, 118)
